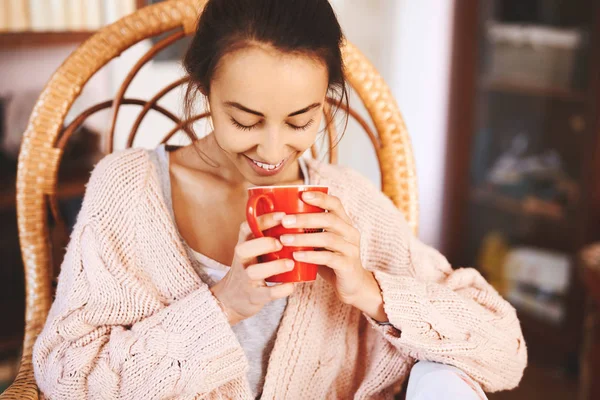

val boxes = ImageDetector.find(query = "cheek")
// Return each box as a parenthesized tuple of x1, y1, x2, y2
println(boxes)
(211, 110, 254, 153)
(279, 120, 321, 154)
(291, 113, 323, 149)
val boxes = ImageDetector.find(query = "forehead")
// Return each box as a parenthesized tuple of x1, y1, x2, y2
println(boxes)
(211, 44, 329, 114)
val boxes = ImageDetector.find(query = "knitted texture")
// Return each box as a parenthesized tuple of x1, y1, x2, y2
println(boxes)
(32, 149, 527, 399)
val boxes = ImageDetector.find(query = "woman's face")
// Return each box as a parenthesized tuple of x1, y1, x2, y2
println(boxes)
(208, 44, 329, 186)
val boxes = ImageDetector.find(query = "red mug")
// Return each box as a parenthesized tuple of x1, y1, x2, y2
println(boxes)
(246, 185, 329, 283)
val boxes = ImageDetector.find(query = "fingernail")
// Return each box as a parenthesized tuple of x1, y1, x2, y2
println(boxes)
(275, 240, 283, 249)
(285, 260, 295, 269)
(280, 235, 294, 245)
(303, 192, 315, 200)
(273, 212, 285, 221)
(293, 252, 306, 260)
(282, 215, 296, 226)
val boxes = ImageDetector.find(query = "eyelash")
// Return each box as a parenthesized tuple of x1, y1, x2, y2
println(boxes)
(289, 120, 314, 131)
(230, 117, 257, 131)
(230, 117, 314, 132)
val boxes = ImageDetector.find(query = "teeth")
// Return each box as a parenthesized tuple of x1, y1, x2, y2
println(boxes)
(253, 159, 283, 171)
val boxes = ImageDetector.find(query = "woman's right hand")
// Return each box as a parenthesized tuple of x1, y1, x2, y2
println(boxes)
(210, 212, 296, 325)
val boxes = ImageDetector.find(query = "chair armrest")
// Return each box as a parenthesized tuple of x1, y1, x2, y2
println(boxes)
(0, 357, 39, 400)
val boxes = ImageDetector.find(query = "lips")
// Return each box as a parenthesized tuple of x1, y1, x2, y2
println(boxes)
(252, 158, 284, 171)
(244, 154, 290, 177)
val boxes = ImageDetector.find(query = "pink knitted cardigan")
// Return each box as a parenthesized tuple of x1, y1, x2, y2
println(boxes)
(32, 148, 527, 399)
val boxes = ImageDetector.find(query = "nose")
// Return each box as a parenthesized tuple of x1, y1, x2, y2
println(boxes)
(255, 126, 286, 164)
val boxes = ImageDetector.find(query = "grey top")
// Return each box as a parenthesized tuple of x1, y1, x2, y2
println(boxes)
(149, 144, 309, 397)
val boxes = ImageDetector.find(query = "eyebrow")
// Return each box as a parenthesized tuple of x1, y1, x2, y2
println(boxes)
(224, 101, 321, 117)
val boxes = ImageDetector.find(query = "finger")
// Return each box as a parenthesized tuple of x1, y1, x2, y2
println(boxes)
(238, 212, 286, 242)
(280, 232, 358, 256)
(256, 212, 286, 231)
(235, 237, 282, 265)
(245, 259, 295, 281)
(293, 250, 348, 271)
(238, 221, 253, 242)
(301, 192, 352, 224)
(282, 213, 360, 244)
(267, 282, 296, 300)
(251, 283, 296, 305)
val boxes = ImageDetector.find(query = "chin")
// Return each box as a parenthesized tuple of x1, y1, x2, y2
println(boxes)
(243, 167, 289, 186)
(247, 177, 280, 187)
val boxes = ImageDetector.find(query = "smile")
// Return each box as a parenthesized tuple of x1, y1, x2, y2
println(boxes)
(244, 154, 291, 177)
(251, 158, 285, 170)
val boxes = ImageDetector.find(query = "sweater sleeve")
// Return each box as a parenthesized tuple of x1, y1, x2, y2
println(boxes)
(345, 172, 527, 393)
(32, 224, 250, 399)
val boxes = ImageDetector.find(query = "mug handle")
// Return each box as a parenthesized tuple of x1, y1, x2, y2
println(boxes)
(246, 193, 275, 238)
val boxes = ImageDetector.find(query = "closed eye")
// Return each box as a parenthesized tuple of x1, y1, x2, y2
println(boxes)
(230, 117, 260, 131)
(287, 119, 314, 131)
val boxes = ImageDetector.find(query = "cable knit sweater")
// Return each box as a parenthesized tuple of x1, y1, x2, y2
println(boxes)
(32, 148, 527, 399)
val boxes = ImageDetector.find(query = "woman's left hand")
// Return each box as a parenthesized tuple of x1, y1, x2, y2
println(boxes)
(279, 191, 389, 322)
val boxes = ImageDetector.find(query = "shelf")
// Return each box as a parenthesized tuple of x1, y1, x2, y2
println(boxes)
(481, 78, 586, 102)
(470, 187, 566, 221)
(507, 289, 565, 325)
(0, 31, 95, 50)
(583, 266, 600, 306)
(518, 310, 575, 365)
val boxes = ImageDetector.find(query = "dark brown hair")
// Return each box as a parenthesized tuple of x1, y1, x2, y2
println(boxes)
(182, 0, 348, 141)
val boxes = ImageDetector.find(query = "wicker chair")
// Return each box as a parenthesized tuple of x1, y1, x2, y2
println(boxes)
(1, 0, 418, 398)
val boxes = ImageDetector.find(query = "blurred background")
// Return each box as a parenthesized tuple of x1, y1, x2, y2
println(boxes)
(0, 0, 599, 399)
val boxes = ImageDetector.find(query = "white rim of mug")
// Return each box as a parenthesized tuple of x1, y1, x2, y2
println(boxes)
(248, 185, 329, 190)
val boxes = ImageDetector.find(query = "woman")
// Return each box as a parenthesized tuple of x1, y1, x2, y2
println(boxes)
(32, 0, 526, 398)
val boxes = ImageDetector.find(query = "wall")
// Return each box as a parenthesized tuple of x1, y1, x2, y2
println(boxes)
(331, 0, 455, 248)
(0, 45, 112, 132)
(0, 44, 112, 164)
